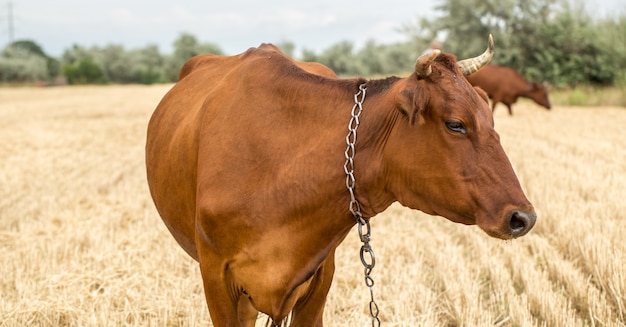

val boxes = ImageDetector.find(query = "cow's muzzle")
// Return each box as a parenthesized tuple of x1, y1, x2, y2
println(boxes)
(508, 210, 537, 238)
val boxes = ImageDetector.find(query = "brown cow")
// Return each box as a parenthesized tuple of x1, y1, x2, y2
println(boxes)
(466, 64, 551, 115)
(145, 35, 536, 326)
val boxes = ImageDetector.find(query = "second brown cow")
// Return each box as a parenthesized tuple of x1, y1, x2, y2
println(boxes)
(466, 64, 551, 115)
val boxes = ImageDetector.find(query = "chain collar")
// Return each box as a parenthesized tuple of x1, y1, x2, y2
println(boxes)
(343, 83, 381, 326)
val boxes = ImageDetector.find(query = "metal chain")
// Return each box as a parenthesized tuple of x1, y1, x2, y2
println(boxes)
(343, 83, 381, 327)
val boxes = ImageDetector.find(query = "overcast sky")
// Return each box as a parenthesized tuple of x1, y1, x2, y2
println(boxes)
(2, 0, 625, 57)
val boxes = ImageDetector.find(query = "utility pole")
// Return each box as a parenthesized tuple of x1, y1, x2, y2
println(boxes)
(7, 0, 14, 45)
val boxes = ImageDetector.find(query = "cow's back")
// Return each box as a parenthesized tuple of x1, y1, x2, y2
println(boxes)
(466, 65, 530, 105)
(465, 64, 505, 95)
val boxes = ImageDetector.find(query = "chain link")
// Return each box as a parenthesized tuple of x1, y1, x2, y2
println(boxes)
(344, 83, 381, 327)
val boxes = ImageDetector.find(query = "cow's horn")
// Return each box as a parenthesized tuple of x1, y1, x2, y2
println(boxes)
(457, 34, 495, 76)
(415, 49, 441, 77)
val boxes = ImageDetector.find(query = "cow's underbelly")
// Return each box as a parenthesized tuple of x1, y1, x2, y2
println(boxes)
(194, 201, 348, 319)
(239, 260, 317, 320)
(502, 94, 519, 106)
(146, 99, 204, 261)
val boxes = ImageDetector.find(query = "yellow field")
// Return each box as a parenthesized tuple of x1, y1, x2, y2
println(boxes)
(0, 85, 624, 326)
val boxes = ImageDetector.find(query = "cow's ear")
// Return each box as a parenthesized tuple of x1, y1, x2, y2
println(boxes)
(396, 88, 425, 125)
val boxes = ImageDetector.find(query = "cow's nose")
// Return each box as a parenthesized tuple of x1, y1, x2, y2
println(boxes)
(508, 210, 536, 238)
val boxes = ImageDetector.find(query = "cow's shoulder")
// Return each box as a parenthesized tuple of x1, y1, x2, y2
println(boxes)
(255, 43, 336, 78)
(237, 44, 337, 80)
(179, 43, 336, 83)
(177, 45, 270, 81)
(176, 44, 283, 82)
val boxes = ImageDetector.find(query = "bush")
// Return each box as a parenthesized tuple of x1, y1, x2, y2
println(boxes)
(402, 0, 626, 87)
(134, 67, 166, 85)
(0, 43, 50, 83)
(63, 58, 107, 85)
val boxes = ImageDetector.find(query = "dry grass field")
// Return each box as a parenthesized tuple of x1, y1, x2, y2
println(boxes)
(1, 85, 624, 326)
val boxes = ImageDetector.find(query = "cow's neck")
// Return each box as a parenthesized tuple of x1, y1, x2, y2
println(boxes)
(347, 77, 405, 218)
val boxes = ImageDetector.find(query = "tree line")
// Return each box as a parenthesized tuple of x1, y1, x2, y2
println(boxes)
(1, 0, 624, 87)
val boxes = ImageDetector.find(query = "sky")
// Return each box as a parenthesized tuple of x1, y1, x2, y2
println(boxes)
(2, 0, 625, 57)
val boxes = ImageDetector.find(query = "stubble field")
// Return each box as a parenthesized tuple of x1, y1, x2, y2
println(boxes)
(0, 85, 624, 326)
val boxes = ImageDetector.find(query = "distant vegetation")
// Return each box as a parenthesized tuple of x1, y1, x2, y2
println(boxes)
(0, 0, 624, 88)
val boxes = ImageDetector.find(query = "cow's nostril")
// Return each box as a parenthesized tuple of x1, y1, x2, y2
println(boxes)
(509, 210, 537, 238)
(510, 214, 525, 230)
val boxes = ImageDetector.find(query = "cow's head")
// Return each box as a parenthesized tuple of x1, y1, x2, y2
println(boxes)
(528, 82, 551, 110)
(384, 35, 536, 239)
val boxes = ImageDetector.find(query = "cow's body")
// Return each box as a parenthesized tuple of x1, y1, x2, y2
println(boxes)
(466, 64, 551, 115)
(146, 37, 536, 326)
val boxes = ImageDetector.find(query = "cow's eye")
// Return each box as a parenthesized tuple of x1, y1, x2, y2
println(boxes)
(445, 120, 467, 135)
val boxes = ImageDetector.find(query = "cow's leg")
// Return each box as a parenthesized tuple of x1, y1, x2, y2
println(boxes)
(491, 99, 498, 113)
(288, 250, 337, 327)
(198, 263, 240, 327)
(196, 233, 242, 327)
(506, 104, 513, 116)
(237, 296, 259, 327)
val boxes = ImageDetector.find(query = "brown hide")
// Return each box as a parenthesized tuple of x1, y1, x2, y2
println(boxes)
(466, 64, 551, 115)
(146, 43, 535, 326)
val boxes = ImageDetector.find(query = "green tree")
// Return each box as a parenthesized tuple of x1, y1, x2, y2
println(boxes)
(0, 40, 56, 83)
(128, 44, 167, 84)
(0, 47, 48, 83)
(275, 40, 296, 58)
(402, 0, 558, 65)
(10, 40, 46, 57)
(300, 48, 319, 63)
(63, 57, 106, 84)
(402, 0, 625, 86)
(165, 32, 223, 81)
(316, 40, 358, 75)
(379, 42, 416, 75)
(94, 44, 135, 83)
(62, 45, 106, 84)
(603, 15, 626, 85)
(355, 40, 385, 76)
(61, 43, 169, 84)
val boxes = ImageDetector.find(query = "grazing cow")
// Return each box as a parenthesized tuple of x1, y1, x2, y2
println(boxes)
(465, 64, 551, 115)
(145, 35, 536, 326)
